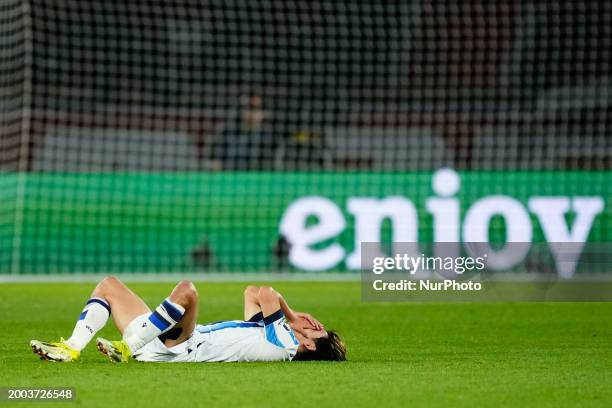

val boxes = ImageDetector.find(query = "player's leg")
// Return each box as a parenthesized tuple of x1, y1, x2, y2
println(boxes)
(30, 275, 149, 362)
(91, 275, 151, 334)
(97, 280, 195, 362)
(159, 280, 199, 347)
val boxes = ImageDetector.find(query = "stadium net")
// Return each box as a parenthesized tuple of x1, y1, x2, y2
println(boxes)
(0, 1, 610, 275)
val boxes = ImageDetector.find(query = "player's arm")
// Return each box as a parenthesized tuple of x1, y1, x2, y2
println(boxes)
(258, 286, 323, 330)
(257, 286, 300, 352)
(243, 285, 262, 321)
(258, 286, 296, 322)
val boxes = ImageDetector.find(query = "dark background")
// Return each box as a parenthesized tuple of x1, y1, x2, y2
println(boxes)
(2, 0, 611, 171)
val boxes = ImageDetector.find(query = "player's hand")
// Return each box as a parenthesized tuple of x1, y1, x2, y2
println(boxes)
(294, 312, 324, 331)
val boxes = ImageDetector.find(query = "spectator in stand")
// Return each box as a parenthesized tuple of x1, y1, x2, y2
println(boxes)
(215, 95, 275, 170)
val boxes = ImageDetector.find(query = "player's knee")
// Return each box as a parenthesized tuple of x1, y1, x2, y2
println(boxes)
(177, 280, 198, 300)
(103, 275, 121, 285)
(171, 280, 198, 307)
(244, 285, 258, 297)
(94, 275, 121, 296)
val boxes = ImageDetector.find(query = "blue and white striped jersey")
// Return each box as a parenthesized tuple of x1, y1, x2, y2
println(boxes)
(132, 310, 299, 363)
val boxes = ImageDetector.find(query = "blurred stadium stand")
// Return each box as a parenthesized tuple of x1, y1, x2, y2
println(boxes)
(1, 0, 608, 172)
(0, 0, 610, 274)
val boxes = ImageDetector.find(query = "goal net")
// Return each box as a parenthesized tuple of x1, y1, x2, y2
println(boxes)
(0, 1, 610, 275)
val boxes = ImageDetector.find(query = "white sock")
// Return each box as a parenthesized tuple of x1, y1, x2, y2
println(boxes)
(65, 297, 111, 351)
(123, 298, 185, 353)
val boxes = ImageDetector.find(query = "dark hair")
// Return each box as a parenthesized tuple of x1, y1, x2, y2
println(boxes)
(293, 330, 346, 361)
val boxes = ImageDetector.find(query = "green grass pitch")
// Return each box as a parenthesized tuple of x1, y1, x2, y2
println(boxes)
(1, 281, 612, 407)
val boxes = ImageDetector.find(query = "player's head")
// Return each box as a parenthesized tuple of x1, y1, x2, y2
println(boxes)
(292, 328, 346, 361)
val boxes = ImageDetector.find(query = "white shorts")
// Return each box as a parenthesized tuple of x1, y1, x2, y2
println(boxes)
(124, 313, 196, 362)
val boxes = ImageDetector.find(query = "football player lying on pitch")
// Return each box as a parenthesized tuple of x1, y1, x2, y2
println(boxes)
(30, 276, 346, 363)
